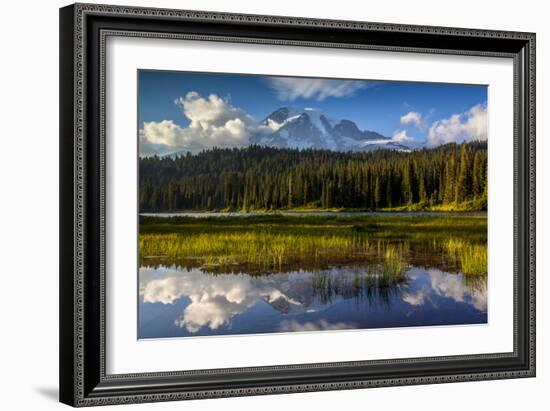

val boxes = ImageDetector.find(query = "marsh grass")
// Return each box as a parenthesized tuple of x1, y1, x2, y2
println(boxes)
(140, 213, 487, 240)
(311, 263, 407, 307)
(139, 214, 487, 276)
(380, 244, 408, 280)
(140, 231, 376, 270)
(444, 239, 487, 275)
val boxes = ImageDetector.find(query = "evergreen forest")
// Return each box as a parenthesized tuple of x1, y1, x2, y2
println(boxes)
(139, 142, 487, 212)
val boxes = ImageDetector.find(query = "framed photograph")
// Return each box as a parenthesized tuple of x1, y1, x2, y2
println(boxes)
(59, 3, 536, 407)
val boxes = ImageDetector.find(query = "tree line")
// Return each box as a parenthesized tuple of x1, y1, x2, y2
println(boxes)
(139, 142, 487, 212)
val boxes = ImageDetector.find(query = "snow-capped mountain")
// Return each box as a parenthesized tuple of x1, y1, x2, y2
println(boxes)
(251, 107, 411, 152)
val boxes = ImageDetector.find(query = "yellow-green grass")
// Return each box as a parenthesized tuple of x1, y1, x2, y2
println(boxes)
(140, 231, 376, 270)
(139, 214, 487, 276)
(444, 239, 488, 275)
(140, 230, 416, 279)
(380, 244, 408, 280)
(140, 213, 487, 243)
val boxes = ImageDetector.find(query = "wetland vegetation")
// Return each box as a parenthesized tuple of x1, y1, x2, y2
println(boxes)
(140, 213, 487, 276)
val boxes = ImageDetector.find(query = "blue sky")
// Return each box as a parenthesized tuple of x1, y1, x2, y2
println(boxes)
(138, 70, 487, 156)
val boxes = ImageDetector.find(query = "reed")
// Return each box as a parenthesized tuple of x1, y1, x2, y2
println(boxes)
(140, 231, 377, 269)
(379, 244, 408, 280)
(310, 265, 407, 306)
(139, 214, 487, 275)
(443, 239, 487, 275)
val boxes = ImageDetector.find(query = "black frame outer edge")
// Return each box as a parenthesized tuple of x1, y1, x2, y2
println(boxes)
(59, 3, 535, 407)
(60, 3, 76, 407)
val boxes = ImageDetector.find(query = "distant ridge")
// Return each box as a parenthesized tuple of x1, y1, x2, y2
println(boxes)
(250, 107, 411, 152)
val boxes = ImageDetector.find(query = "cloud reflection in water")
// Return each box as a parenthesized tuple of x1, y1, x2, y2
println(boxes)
(402, 268, 487, 312)
(140, 266, 301, 333)
(139, 265, 487, 336)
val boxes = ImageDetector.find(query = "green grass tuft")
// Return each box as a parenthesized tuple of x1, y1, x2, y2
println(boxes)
(139, 214, 487, 276)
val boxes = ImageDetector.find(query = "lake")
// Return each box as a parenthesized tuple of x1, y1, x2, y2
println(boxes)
(139, 263, 487, 338)
(138, 212, 487, 338)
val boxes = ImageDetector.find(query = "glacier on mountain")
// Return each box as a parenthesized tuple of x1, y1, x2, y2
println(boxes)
(250, 107, 411, 152)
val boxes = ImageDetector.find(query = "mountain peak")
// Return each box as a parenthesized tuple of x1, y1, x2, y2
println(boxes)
(253, 106, 409, 152)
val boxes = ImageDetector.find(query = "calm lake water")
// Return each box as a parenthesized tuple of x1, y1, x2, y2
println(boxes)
(139, 263, 487, 339)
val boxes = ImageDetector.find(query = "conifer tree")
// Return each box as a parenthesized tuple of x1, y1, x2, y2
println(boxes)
(139, 142, 487, 212)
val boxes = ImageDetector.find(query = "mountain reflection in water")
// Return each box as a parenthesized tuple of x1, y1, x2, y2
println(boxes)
(139, 264, 487, 338)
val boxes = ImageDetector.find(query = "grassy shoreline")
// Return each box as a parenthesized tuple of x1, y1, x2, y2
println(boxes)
(140, 213, 487, 233)
(139, 213, 487, 276)
(142, 206, 487, 214)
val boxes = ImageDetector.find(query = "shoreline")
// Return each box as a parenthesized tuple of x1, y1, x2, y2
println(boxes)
(140, 210, 488, 218)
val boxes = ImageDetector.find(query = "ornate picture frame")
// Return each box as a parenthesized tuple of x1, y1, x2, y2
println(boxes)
(59, 3, 535, 407)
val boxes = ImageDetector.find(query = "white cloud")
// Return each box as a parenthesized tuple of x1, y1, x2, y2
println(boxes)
(400, 111, 423, 128)
(174, 91, 253, 129)
(139, 92, 257, 156)
(268, 77, 368, 101)
(391, 130, 413, 143)
(138, 128, 168, 157)
(356, 130, 414, 148)
(427, 104, 487, 146)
